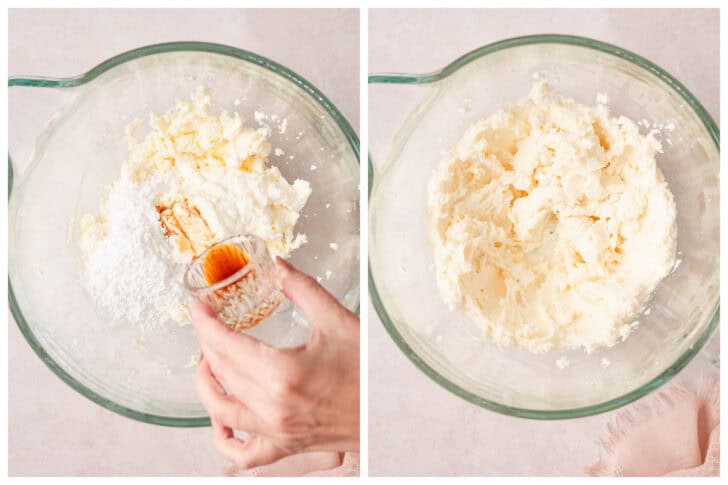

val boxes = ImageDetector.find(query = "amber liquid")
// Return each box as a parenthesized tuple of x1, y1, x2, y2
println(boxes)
(202, 244, 251, 286)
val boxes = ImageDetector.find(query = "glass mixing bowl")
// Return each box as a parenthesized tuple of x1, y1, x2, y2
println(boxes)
(9, 42, 360, 426)
(369, 34, 719, 418)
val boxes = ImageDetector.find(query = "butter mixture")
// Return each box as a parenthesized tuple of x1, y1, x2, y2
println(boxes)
(81, 88, 310, 329)
(122, 86, 311, 260)
(428, 81, 677, 353)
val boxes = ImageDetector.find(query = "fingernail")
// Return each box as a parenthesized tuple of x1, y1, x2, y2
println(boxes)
(189, 302, 217, 330)
(275, 256, 293, 276)
(189, 301, 203, 323)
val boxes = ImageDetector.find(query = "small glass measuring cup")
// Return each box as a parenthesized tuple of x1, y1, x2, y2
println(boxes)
(184, 235, 283, 332)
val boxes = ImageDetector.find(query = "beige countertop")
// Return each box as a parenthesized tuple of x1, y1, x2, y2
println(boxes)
(367, 7, 719, 476)
(8, 8, 358, 476)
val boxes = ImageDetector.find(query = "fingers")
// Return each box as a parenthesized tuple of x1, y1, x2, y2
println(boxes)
(191, 301, 280, 377)
(275, 258, 353, 327)
(212, 420, 289, 470)
(196, 358, 261, 434)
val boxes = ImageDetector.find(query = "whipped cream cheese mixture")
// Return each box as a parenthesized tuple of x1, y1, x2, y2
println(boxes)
(428, 80, 677, 353)
(81, 88, 311, 330)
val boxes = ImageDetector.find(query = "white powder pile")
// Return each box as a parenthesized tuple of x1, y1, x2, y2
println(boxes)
(83, 175, 190, 331)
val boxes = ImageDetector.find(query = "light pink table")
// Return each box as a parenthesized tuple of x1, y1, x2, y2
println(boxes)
(368, 8, 719, 476)
(8, 8, 359, 476)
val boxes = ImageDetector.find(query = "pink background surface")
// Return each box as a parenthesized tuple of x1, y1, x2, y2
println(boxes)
(367, 8, 719, 477)
(8, 8, 359, 476)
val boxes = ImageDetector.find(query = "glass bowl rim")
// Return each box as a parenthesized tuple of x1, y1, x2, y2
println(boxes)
(368, 33, 720, 419)
(9, 41, 360, 427)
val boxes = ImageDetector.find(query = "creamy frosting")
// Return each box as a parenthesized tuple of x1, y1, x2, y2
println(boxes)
(428, 81, 677, 353)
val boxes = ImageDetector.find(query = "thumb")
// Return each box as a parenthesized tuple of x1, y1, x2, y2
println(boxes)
(275, 257, 352, 329)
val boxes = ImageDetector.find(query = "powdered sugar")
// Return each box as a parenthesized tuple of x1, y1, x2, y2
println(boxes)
(83, 174, 191, 332)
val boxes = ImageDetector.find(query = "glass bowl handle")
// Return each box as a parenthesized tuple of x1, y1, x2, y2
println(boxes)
(368, 72, 442, 186)
(8, 76, 76, 194)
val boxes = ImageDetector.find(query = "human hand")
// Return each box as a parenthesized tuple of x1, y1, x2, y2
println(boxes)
(192, 257, 359, 470)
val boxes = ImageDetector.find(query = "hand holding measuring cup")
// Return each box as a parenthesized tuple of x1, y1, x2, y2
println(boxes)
(184, 235, 284, 332)
(190, 257, 360, 469)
